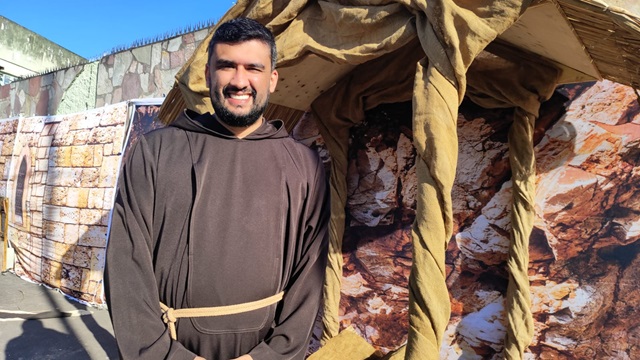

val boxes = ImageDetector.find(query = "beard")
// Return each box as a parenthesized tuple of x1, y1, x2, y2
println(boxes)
(211, 86, 269, 128)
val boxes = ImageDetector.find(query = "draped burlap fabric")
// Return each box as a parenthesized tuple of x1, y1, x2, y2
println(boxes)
(466, 46, 560, 358)
(307, 326, 381, 360)
(309, 39, 424, 347)
(157, 1, 552, 358)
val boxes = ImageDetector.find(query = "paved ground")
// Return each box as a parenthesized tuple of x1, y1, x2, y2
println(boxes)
(0, 248, 118, 359)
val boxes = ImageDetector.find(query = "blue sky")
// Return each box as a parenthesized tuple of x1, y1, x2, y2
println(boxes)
(1, 1, 235, 59)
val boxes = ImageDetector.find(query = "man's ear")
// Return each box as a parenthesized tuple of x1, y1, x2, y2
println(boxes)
(205, 63, 210, 89)
(269, 69, 278, 94)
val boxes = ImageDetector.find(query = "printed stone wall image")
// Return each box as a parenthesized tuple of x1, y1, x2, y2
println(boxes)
(296, 80, 640, 358)
(0, 119, 20, 198)
(5, 103, 128, 305)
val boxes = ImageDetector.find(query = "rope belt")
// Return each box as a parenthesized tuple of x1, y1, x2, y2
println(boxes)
(160, 292, 285, 340)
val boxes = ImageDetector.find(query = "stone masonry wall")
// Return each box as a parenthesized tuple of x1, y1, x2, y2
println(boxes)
(0, 27, 211, 119)
(1, 65, 97, 119)
(95, 29, 209, 108)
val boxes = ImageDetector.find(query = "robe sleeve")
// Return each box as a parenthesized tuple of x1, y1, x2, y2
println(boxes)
(248, 156, 331, 360)
(104, 136, 198, 360)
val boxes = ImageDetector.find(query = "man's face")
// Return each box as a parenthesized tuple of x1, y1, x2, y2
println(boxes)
(206, 39, 278, 127)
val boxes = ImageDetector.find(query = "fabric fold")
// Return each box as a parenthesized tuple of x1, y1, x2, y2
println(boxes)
(466, 45, 560, 359)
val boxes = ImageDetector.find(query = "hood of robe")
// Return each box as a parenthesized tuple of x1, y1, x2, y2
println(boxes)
(169, 109, 290, 140)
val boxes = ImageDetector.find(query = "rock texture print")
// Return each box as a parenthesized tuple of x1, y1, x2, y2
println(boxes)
(294, 80, 640, 359)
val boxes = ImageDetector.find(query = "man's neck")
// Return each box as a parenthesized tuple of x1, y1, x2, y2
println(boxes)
(216, 116, 264, 139)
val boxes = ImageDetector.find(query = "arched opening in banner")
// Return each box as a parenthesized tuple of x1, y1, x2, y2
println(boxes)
(14, 156, 27, 225)
(11, 145, 32, 230)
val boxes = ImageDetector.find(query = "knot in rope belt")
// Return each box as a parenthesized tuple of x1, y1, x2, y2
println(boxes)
(160, 292, 284, 341)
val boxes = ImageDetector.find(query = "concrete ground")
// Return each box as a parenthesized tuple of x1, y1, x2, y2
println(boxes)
(0, 246, 119, 359)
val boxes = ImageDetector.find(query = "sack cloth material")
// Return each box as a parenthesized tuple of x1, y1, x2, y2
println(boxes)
(158, 0, 563, 358)
(465, 44, 561, 358)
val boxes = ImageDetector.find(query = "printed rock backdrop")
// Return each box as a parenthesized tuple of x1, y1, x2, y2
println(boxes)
(294, 80, 640, 359)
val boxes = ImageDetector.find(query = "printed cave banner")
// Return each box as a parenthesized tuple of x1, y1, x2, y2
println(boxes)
(122, 100, 165, 163)
(293, 80, 640, 359)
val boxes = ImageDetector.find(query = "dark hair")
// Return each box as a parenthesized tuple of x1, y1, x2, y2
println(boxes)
(207, 18, 277, 70)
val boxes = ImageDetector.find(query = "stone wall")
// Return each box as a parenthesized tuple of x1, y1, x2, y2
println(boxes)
(0, 27, 211, 119)
(1, 64, 98, 119)
(95, 30, 208, 108)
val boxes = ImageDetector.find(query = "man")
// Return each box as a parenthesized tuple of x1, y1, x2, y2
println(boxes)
(105, 18, 330, 360)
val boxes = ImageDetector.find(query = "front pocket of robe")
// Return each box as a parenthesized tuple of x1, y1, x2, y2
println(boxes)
(189, 302, 275, 334)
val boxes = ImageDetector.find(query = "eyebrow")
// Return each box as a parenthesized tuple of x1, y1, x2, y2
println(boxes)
(215, 59, 266, 70)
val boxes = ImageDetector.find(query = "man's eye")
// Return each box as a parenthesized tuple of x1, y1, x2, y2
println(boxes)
(216, 62, 236, 69)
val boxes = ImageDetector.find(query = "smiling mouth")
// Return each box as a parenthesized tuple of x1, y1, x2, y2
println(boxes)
(229, 93, 251, 100)
(224, 86, 256, 103)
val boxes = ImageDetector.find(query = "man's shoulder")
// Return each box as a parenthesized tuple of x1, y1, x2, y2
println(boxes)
(128, 126, 190, 160)
(273, 136, 325, 182)
(142, 109, 205, 142)
(140, 125, 184, 144)
(279, 136, 322, 162)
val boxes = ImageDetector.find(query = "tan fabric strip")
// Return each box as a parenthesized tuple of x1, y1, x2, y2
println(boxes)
(466, 47, 560, 359)
(160, 291, 284, 341)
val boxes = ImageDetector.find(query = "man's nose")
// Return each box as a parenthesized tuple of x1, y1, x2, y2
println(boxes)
(230, 67, 250, 89)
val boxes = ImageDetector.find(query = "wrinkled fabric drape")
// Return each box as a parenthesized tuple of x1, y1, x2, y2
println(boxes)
(391, 2, 534, 358)
(307, 326, 380, 360)
(310, 39, 424, 343)
(158, 1, 547, 359)
(465, 45, 560, 358)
